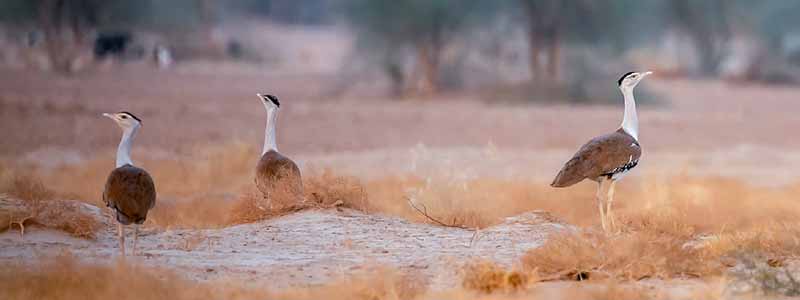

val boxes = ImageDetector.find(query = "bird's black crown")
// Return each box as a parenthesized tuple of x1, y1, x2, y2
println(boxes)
(617, 71, 636, 86)
(262, 94, 280, 107)
(117, 111, 142, 123)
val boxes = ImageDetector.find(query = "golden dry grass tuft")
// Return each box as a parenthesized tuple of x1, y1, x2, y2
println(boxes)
(461, 261, 535, 293)
(228, 186, 295, 224)
(2, 172, 55, 203)
(521, 231, 721, 281)
(228, 168, 371, 225)
(304, 168, 370, 211)
(707, 222, 800, 261)
(0, 170, 100, 238)
(146, 193, 239, 229)
(522, 219, 800, 284)
(29, 200, 102, 238)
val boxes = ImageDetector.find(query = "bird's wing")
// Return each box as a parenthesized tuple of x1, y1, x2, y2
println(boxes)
(551, 130, 641, 187)
(256, 150, 303, 195)
(103, 165, 156, 223)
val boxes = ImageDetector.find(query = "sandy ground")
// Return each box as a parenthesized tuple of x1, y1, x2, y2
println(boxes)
(0, 199, 567, 290)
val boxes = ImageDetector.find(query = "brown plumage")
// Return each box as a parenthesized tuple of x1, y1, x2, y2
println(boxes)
(552, 128, 641, 187)
(102, 111, 154, 256)
(255, 150, 303, 201)
(103, 164, 156, 225)
(551, 71, 652, 232)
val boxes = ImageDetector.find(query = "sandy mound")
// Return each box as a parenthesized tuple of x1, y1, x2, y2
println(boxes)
(0, 199, 569, 289)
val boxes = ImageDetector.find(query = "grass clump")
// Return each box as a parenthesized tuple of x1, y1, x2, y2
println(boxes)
(461, 261, 533, 294)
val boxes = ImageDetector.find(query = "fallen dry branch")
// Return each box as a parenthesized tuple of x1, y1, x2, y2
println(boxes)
(405, 196, 471, 230)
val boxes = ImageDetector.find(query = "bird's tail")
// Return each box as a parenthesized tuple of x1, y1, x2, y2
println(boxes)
(550, 170, 581, 188)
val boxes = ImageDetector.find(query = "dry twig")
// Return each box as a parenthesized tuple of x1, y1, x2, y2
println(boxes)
(405, 196, 470, 230)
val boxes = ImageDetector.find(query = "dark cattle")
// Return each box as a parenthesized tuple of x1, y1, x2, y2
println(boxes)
(94, 32, 132, 59)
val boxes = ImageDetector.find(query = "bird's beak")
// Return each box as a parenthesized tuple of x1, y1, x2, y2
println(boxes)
(642, 71, 653, 77)
(256, 93, 263, 100)
(102, 113, 114, 119)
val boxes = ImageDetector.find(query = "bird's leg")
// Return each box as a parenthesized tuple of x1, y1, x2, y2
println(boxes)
(606, 180, 617, 231)
(118, 223, 126, 257)
(596, 180, 607, 231)
(132, 224, 139, 256)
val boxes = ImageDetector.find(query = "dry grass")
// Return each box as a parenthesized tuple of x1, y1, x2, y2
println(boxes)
(27, 200, 102, 238)
(0, 169, 100, 238)
(2, 172, 54, 203)
(0, 254, 270, 300)
(13, 140, 800, 232)
(0, 255, 426, 300)
(5, 145, 800, 251)
(228, 168, 370, 225)
(5, 142, 800, 286)
(458, 258, 677, 299)
(5, 144, 371, 229)
(359, 173, 800, 233)
(558, 281, 660, 300)
(42, 142, 259, 206)
(709, 222, 800, 262)
(521, 195, 800, 284)
(461, 261, 534, 293)
(0, 254, 686, 300)
(521, 231, 721, 281)
(146, 193, 239, 229)
(304, 168, 370, 211)
(228, 186, 301, 224)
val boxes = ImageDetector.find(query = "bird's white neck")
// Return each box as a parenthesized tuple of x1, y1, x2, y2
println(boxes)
(620, 87, 639, 141)
(116, 126, 139, 168)
(262, 107, 278, 154)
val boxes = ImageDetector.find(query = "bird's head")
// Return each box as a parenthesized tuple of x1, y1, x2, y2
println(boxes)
(102, 111, 142, 130)
(618, 71, 653, 90)
(256, 93, 280, 110)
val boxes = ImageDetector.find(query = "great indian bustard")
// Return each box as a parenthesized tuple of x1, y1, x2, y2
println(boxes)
(254, 94, 303, 205)
(102, 112, 156, 256)
(551, 71, 652, 232)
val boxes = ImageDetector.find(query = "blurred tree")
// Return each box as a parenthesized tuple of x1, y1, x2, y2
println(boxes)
(516, 0, 659, 84)
(195, 0, 218, 46)
(0, 0, 220, 73)
(34, 0, 104, 73)
(520, 0, 567, 83)
(342, 0, 487, 95)
(668, 0, 733, 76)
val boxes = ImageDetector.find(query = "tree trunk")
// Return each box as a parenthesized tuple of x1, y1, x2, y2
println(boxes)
(412, 43, 438, 95)
(522, 0, 562, 84)
(546, 26, 560, 83)
(38, 0, 70, 73)
(671, 0, 730, 76)
(198, 0, 216, 42)
(527, 23, 542, 82)
(36, 0, 94, 74)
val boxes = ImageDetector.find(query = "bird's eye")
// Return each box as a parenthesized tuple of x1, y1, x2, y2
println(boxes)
(120, 115, 128, 119)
